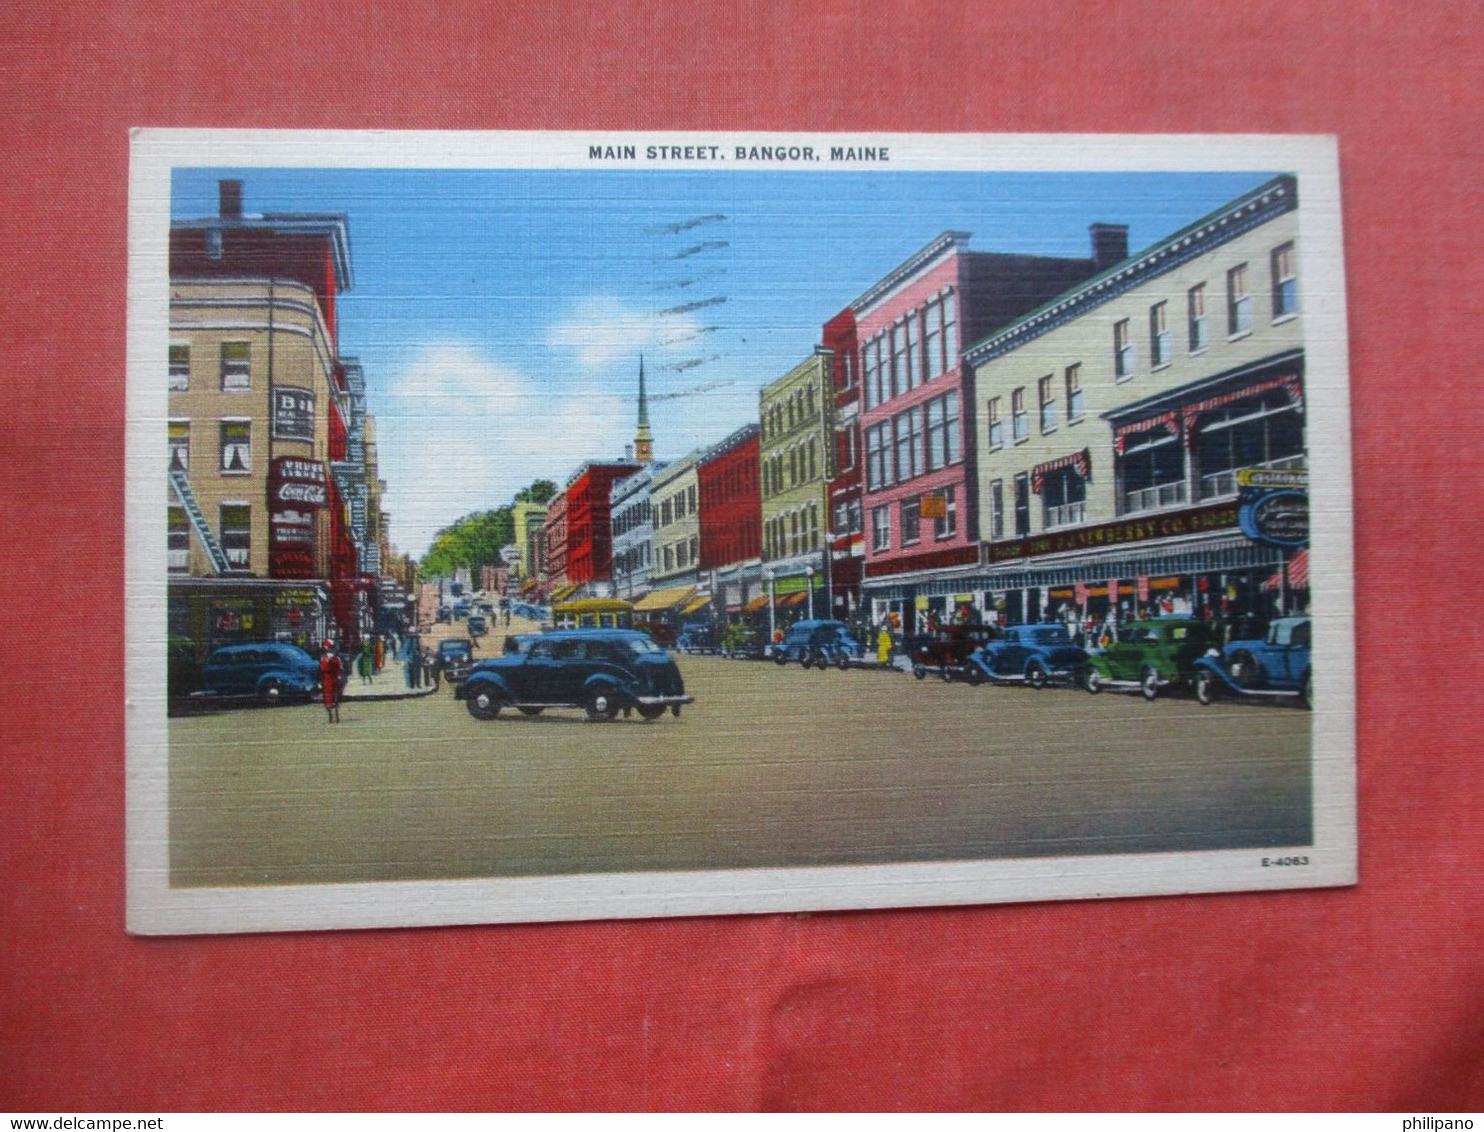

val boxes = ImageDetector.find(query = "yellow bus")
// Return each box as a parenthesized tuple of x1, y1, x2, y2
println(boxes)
(551, 598, 635, 630)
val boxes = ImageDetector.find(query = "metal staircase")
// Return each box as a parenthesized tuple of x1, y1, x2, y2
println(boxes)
(168, 466, 232, 574)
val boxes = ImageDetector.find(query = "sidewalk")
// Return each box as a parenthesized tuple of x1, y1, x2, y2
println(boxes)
(340, 657, 442, 701)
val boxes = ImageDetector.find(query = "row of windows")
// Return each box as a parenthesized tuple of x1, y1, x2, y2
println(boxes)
(764, 503, 821, 561)
(612, 498, 651, 537)
(168, 503, 252, 570)
(864, 391, 961, 491)
(761, 383, 819, 441)
(699, 460, 759, 506)
(169, 342, 252, 393)
(868, 485, 958, 553)
(655, 483, 699, 529)
(612, 542, 651, 578)
(862, 290, 958, 410)
(762, 437, 820, 498)
(986, 367, 1084, 450)
(658, 536, 700, 573)
(169, 419, 254, 475)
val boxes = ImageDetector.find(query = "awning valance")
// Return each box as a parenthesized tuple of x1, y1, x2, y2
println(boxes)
(779, 591, 809, 608)
(1031, 448, 1091, 493)
(1263, 548, 1309, 591)
(1115, 375, 1303, 454)
(741, 595, 770, 614)
(633, 585, 696, 613)
(681, 596, 711, 615)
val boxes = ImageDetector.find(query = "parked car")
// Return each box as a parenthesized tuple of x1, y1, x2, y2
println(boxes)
(1084, 617, 1217, 700)
(466, 614, 488, 637)
(1194, 615, 1312, 708)
(967, 623, 1088, 688)
(503, 633, 538, 655)
(911, 623, 1001, 681)
(720, 624, 768, 660)
(437, 638, 475, 683)
(196, 641, 321, 705)
(772, 619, 864, 670)
(168, 634, 204, 700)
(675, 620, 718, 654)
(633, 619, 677, 649)
(457, 629, 692, 722)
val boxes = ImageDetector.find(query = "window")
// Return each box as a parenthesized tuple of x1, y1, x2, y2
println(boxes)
(1150, 301, 1171, 367)
(923, 391, 960, 469)
(1188, 284, 1208, 351)
(1038, 375, 1056, 434)
(1013, 474, 1030, 538)
(789, 512, 799, 556)
(905, 311, 920, 391)
(924, 298, 943, 379)
(167, 506, 189, 573)
(942, 291, 958, 368)
(1272, 243, 1298, 317)
(866, 423, 890, 490)
(1011, 388, 1028, 442)
(894, 406, 922, 481)
(1195, 390, 1305, 499)
(168, 420, 190, 472)
(1114, 319, 1135, 379)
(220, 341, 251, 391)
(168, 344, 190, 391)
(836, 424, 857, 473)
(933, 484, 957, 540)
(986, 397, 1004, 450)
(1120, 432, 1186, 514)
(807, 437, 817, 482)
(664, 545, 674, 571)
(871, 505, 891, 552)
(688, 484, 697, 513)
(988, 480, 1004, 540)
(220, 503, 250, 570)
(900, 496, 921, 545)
(1228, 264, 1253, 335)
(890, 323, 907, 399)
(1042, 466, 1087, 529)
(1065, 364, 1084, 422)
(864, 337, 885, 410)
(219, 419, 251, 474)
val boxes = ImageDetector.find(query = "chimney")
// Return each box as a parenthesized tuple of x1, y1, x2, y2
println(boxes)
(219, 179, 244, 220)
(624, 444, 634, 461)
(1090, 223, 1128, 271)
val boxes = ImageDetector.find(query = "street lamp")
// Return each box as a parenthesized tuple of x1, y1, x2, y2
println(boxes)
(806, 563, 815, 620)
(765, 568, 776, 645)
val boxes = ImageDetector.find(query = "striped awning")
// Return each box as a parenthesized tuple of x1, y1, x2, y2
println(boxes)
(1031, 448, 1091, 493)
(633, 585, 696, 613)
(1263, 548, 1309, 591)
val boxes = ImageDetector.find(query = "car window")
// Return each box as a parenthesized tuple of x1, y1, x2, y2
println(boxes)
(528, 641, 555, 660)
(623, 637, 662, 656)
(552, 639, 587, 660)
(1291, 621, 1311, 648)
(1030, 628, 1067, 645)
(1120, 627, 1150, 644)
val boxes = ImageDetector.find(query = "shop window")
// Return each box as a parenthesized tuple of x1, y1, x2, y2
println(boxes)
(1228, 264, 1253, 335)
(1195, 391, 1305, 499)
(219, 419, 251, 474)
(1042, 466, 1088, 530)
(900, 496, 922, 546)
(1120, 432, 1186, 514)
(1065, 364, 1085, 422)
(220, 341, 251, 391)
(1114, 319, 1135, 379)
(168, 344, 190, 391)
(1188, 284, 1208, 351)
(1271, 243, 1298, 318)
(1150, 301, 1172, 367)
(168, 420, 190, 473)
(220, 503, 251, 570)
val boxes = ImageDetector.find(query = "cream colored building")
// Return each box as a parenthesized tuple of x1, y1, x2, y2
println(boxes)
(648, 451, 702, 589)
(759, 350, 833, 611)
(964, 175, 1305, 625)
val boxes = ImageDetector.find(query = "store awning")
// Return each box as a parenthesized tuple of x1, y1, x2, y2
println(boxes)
(741, 595, 770, 614)
(548, 584, 578, 602)
(633, 585, 697, 613)
(1031, 448, 1091, 493)
(681, 596, 711, 615)
(1263, 548, 1309, 591)
(779, 591, 809, 608)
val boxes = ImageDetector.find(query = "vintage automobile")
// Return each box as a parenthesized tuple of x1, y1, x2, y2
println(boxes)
(1084, 617, 1217, 700)
(1193, 615, 1313, 708)
(502, 632, 538, 656)
(772, 619, 865, 670)
(720, 623, 767, 660)
(195, 641, 321, 705)
(675, 620, 719, 654)
(910, 623, 1001, 681)
(456, 629, 692, 722)
(966, 623, 1088, 687)
(436, 638, 475, 684)
(632, 618, 677, 649)
(465, 614, 488, 638)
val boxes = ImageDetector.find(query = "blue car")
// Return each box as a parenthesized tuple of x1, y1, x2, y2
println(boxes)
(1194, 615, 1312, 708)
(457, 629, 692, 722)
(197, 641, 321, 705)
(772, 619, 865, 670)
(967, 623, 1089, 688)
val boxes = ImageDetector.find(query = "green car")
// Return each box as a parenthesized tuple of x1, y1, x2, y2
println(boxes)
(1084, 617, 1217, 700)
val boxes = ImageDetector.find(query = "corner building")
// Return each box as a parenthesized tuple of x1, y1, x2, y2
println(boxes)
(965, 176, 1305, 626)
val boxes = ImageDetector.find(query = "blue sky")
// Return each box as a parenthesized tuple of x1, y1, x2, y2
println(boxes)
(172, 167, 1279, 556)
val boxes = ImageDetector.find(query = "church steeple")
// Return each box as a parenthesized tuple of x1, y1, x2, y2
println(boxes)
(634, 354, 653, 464)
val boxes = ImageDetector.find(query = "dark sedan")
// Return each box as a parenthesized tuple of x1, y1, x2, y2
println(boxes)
(456, 629, 692, 722)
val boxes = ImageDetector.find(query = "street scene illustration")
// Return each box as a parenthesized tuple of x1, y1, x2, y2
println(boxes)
(161, 160, 1315, 889)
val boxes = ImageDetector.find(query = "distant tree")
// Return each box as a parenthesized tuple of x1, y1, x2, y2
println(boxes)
(418, 479, 557, 574)
(515, 479, 557, 505)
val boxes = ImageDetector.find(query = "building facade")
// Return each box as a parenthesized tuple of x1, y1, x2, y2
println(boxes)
(610, 461, 668, 601)
(648, 452, 703, 592)
(562, 460, 640, 598)
(759, 350, 834, 619)
(542, 489, 570, 598)
(822, 307, 864, 619)
(696, 423, 762, 615)
(965, 175, 1305, 627)
(854, 228, 1120, 631)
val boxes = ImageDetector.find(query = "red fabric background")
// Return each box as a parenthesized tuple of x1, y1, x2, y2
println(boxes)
(2, 1, 1480, 1112)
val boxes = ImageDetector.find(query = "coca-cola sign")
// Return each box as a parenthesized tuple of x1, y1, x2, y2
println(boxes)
(269, 457, 327, 509)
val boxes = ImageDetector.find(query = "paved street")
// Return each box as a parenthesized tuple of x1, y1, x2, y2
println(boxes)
(168, 643, 1311, 888)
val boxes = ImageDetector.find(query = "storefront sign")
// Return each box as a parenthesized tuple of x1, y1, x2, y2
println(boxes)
(1237, 467, 1308, 489)
(986, 502, 1240, 563)
(269, 457, 328, 508)
(920, 493, 946, 520)
(1240, 489, 1309, 548)
(271, 387, 316, 442)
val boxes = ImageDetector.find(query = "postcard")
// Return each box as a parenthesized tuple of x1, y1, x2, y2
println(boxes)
(126, 130, 1355, 934)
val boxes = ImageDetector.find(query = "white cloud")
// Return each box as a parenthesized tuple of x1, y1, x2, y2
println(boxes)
(546, 296, 706, 369)
(375, 342, 631, 556)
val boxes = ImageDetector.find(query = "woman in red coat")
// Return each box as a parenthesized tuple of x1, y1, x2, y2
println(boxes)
(319, 641, 343, 724)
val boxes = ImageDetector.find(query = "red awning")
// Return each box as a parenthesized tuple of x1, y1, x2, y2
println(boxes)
(741, 596, 770, 613)
(1262, 548, 1309, 591)
(1031, 448, 1091, 493)
(1115, 374, 1303, 454)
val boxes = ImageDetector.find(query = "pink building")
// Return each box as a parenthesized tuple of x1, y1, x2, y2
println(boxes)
(854, 229, 1123, 630)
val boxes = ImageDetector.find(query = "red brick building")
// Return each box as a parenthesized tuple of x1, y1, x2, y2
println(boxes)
(697, 423, 762, 612)
(561, 461, 640, 596)
(822, 307, 863, 619)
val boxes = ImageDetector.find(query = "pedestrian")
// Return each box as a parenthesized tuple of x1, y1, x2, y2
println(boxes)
(424, 646, 442, 691)
(357, 638, 374, 684)
(876, 624, 893, 667)
(319, 640, 343, 723)
(405, 641, 420, 689)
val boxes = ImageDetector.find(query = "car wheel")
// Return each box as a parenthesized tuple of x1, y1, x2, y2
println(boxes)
(913, 665, 927, 681)
(800, 653, 813, 669)
(637, 703, 667, 721)
(465, 684, 503, 721)
(1083, 669, 1103, 694)
(1228, 651, 1258, 688)
(939, 666, 953, 682)
(964, 665, 984, 686)
(1301, 672, 1313, 710)
(1194, 669, 1216, 706)
(837, 653, 850, 672)
(585, 689, 620, 722)
(774, 652, 788, 667)
(1026, 662, 1048, 689)
(1140, 666, 1160, 701)
(517, 706, 543, 717)
(259, 679, 283, 706)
